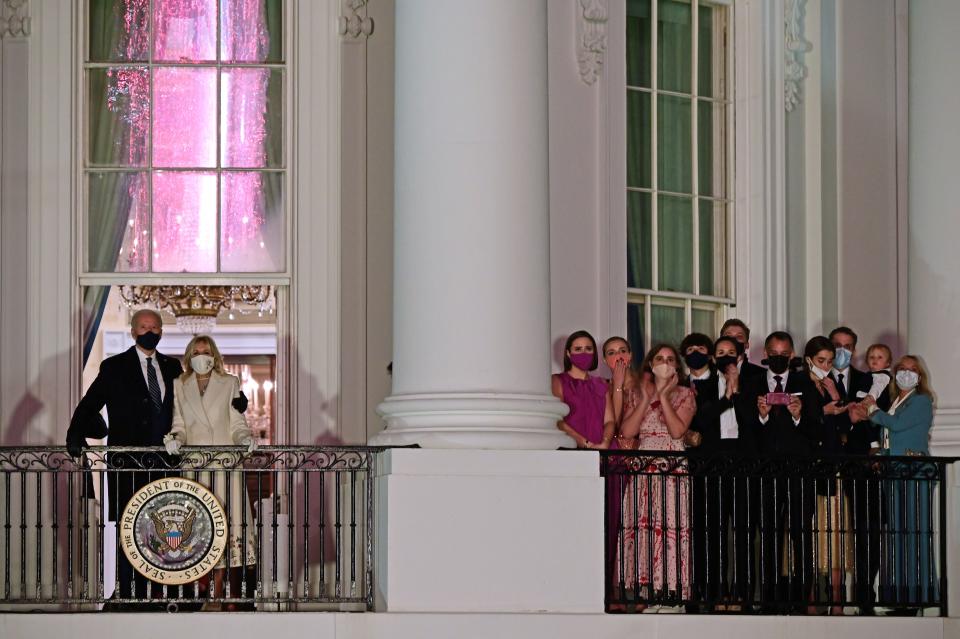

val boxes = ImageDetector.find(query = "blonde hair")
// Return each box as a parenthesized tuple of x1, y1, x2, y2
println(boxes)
(866, 343, 893, 368)
(181, 335, 227, 379)
(889, 355, 935, 403)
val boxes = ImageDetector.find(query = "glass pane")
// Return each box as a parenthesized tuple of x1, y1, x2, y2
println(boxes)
(658, 94, 692, 193)
(221, 172, 285, 272)
(698, 4, 727, 99)
(692, 307, 716, 338)
(221, 0, 284, 63)
(88, 172, 150, 272)
(88, 68, 151, 167)
(627, 302, 646, 360)
(658, 0, 692, 94)
(627, 191, 652, 289)
(153, 0, 217, 62)
(699, 199, 726, 297)
(153, 67, 218, 167)
(658, 195, 693, 293)
(626, 0, 652, 88)
(222, 69, 284, 168)
(88, 0, 150, 62)
(651, 303, 685, 347)
(627, 90, 652, 189)
(698, 100, 726, 198)
(152, 171, 218, 272)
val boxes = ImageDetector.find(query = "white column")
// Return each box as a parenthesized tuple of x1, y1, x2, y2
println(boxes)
(374, 0, 569, 449)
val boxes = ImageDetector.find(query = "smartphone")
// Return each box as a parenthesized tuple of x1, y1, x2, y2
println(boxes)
(766, 392, 793, 406)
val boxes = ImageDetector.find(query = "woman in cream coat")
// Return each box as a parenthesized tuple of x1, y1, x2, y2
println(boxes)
(165, 335, 257, 604)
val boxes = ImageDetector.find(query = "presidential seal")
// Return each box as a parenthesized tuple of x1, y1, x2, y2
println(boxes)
(120, 477, 227, 585)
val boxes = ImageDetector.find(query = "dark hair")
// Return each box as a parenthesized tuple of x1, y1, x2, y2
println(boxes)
(713, 335, 744, 356)
(720, 318, 750, 340)
(639, 342, 686, 384)
(680, 332, 713, 355)
(563, 330, 599, 372)
(803, 335, 835, 370)
(829, 326, 858, 347)
(764, 330, 795, 350)
(601, 336, 631, 356)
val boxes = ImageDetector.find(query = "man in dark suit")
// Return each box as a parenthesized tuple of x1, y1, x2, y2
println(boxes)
(720, 318, 767, 384)
(66, 308, 182, 605)
(829, 326, 882, 612)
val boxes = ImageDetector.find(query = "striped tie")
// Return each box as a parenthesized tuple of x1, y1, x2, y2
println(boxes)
(146, 357, 163, 413)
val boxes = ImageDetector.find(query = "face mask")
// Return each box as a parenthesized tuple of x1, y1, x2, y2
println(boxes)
(569, 352, 593, 371)
(895, 370, 919, 391)
(834, 347, 852, 370)
(652, 363, 674, 379)
(715, 355, 738, 373)
(191, 354, 215, 375)
(808, 360, 831, 380)
(765, 354, 790, 375)
(683, 351, 710, 371)
(135, 331, 161, 351)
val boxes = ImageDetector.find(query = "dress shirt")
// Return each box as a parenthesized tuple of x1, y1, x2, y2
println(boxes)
(758, 369, 801, 426)
(136, 345, 167, 402)
(689, 369, 711, 383)
(717, 373, 739, 439)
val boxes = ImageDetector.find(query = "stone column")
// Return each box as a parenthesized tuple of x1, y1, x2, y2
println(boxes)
(374, 0, 570, 449)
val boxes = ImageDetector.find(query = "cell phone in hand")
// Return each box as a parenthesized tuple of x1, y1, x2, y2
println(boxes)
(766, 392, 793, 406)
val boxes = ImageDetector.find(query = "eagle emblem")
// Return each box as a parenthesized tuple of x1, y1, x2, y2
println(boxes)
(149, 504, 197, 553)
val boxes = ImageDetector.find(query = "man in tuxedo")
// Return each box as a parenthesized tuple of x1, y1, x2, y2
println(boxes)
(66, 308, 182, 606)
(720, 318, 766, 384)
(829, 326, 882, 612)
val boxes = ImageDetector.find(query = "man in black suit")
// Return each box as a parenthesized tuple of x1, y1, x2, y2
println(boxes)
(829, 326, 882, 612)
(66, 308, 182, 605)
(720, 318, 766, 384)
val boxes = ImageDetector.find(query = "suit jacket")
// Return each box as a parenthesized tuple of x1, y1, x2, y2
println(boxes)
(829, 366, 876, 454)
(869, 392, 933, 456)
(748, 370, 820, 456)
(739, 359, 767, 386)
(170, 372, 251, 446)
(691, 370, 758, 455)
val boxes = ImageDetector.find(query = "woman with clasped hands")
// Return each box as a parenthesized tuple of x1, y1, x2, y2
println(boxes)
(165, 334, 257, 609)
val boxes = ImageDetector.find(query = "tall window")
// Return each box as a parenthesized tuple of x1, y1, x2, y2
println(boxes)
(625, 0, 732, 352)
(83, 0, 286, 275)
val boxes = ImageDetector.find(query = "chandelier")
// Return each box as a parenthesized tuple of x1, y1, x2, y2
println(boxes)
(118, 285, 273, 335)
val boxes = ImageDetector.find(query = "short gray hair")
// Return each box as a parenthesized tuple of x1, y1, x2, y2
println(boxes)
(130, 308, 163, 329)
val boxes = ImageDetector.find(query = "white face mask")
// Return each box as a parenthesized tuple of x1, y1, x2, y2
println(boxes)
(895, 369, 919, 391)
(652, 363, 674, 379)
(191, 354, 215, 375)
(808, 361, 831, 380)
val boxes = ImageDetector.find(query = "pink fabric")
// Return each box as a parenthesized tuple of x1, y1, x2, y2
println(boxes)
(556, 372, 608, 444)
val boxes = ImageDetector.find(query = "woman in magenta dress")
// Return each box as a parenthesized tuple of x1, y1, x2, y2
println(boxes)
(550, 330, 615, 449)
(616, 343, 696, 604)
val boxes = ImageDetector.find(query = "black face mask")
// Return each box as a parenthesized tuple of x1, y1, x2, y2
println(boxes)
(763, 354, 790, 375)
(715, 355, 738, 373)
(136, 331, 161, 351)
(684, 351, 710, 371)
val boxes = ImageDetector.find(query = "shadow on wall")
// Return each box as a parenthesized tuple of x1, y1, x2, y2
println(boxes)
(2, 343, 74, 446)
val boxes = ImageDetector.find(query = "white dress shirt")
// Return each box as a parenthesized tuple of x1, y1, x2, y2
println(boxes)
(136, 345, 167, 402)
(759, 369, 800, 426)
(717, 373, 739, 439)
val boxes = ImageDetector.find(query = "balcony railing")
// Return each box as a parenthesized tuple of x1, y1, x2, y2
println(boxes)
(601, 450, 956, 615)
(0, 446, 377, 612)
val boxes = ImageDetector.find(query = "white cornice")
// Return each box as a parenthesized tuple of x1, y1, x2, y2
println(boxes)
(339, 0, 373, 40)
(784, 0, 811, 112)
(576, 0, 607, 85)
(0, 0, 30, 39)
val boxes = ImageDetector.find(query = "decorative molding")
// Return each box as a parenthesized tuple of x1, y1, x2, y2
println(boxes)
(784, 0, 811, 112)
(931, 407, 960, 457)
(339, 0, 374, 40)
(0, 0, 30, 39)
(576, 0, 608, 85)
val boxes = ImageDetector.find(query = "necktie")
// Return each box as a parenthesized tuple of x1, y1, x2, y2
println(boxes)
(773, 375, 784, 393)
(146, 357, 163, 413)
(837, 373, 847, 398)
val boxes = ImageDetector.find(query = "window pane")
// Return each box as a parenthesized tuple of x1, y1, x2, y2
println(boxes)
(152, 171, 218, 272)
(658, 195, 693, 293)
(153, 0, 217, 62)
(88, 68, 151, 167)
(658, 0, 692, 94)
(627, 90, 652, 189)
(221, 172, 285, 272)
(222, 69, 284, 168)
(697, 100, 726, 198)
(692, 307, 715, 338)
(626, 0, 651, 88)
(153, 67, 218, 168)
(221, 0, 284, 63)
(627, 302, 646, 359)
(88, 172, 150, 272)
(658, 95, 692, 193)
(88, 0, 149, 62)
(627, 191, 653, 289)
(651, 303, 685, 347)
(698, 4, 727, 99)
(698, 199, 726, 297)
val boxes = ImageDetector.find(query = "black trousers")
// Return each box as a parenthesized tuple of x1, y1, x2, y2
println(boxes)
(847, 476, 882, 605)
(759, 475, 815, 605)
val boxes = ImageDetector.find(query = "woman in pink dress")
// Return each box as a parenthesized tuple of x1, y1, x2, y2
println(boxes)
(616, 343, 696, 605)
(550, 330, 615, 449)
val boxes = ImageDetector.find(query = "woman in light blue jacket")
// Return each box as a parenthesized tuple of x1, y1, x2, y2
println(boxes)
(865, 355, 936, 610)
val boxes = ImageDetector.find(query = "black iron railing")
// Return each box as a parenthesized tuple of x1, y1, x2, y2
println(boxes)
(601, 450, 954, 615)
(0, 446, 377, 611)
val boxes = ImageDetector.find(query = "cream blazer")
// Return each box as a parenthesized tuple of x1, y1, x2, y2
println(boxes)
(169, 371, 251, 446)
